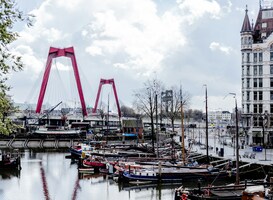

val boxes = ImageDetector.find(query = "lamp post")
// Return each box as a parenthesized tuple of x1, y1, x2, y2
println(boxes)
(229, 93, 239, 185)
(180, 86, 186, 164)
(261, 110, 268, 161)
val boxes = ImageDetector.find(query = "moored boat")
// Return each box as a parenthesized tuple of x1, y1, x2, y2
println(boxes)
(175, 181, 270, 200)
(69, 142, 93, 158)
(78, 167, 94, 174)
(121, 166, 232, 184)
(0, 153, 21, 170)
(79, 155, 107, 172)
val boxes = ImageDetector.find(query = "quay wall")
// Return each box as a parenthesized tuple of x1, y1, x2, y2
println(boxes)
(0, 137, 81, 149)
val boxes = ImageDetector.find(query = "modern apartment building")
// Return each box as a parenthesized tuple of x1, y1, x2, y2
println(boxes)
(241, 2, 273, 146)
(208, 110, 231, 124)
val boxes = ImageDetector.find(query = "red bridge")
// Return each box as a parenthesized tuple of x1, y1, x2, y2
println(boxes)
(35, 47, 121, 118)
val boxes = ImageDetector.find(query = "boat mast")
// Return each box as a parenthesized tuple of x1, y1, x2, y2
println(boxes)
(155, 93, 159, 158)
(205, 85, 209, 164)
(107, 93, 110, 135)
(180, 86, 185, 164)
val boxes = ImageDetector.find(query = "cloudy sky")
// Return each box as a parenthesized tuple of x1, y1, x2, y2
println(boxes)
(7, 0, 263, 113)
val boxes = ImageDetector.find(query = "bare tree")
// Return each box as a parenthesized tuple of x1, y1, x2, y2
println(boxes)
(120, 105, 136, 117)
(133, 79, 163, 152)
(162, 87, 191, 132)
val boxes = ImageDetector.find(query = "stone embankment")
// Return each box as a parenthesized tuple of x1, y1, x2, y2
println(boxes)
(0, 137, 81, 148)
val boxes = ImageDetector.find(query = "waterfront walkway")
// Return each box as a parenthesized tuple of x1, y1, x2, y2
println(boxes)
(186, 132, 273, 166)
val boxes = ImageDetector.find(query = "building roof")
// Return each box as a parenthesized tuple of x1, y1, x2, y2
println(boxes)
(253, 5, 273, 42)
(241, 6, 252, 33)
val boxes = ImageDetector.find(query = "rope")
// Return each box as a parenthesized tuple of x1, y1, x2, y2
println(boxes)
(55, 59, 72, 107)
(210, 163, 228, 185)
(239, 165, 264, 174)
(99, 85, 104, 111)
(76, 60, 94, 107)
(25, 65, 44, 104)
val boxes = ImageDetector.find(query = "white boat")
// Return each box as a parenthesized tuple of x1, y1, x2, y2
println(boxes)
(34, 125, 81, 136)
(78, 167, 94, 174)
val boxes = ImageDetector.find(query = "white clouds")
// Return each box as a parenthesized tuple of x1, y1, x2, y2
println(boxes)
(209, 42, 233, 55)
(177, 0, 221, 24)
(13, 45, 44, 78)
(9, 0, 249, 111)
(86, 46, 103, 56)
(84, 1, 185, 76)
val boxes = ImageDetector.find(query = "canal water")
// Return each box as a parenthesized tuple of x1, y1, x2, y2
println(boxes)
(0, 150, 180, 200)
(0, 131, 243, 200)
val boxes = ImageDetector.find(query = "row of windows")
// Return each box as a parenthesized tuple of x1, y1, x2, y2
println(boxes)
(243, 104, 273, 114)
(253, 52, 263, 62)
(252, 116, 273, 127)
(243, 65, 263, 76)
(241, 36, 252, 45)
(242, 65, 273, 76)
(243, 91, 263, 101)
(243, 91, 273, 101)
(242, 77, 273, 88)
(242, 51, 273, 63)
(243, 104, 262, 114)
(242, 78, 263, 88)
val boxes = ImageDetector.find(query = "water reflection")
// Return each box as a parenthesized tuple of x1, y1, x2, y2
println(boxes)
(0, 170, 20, 179)
(0, 150, 177, 200)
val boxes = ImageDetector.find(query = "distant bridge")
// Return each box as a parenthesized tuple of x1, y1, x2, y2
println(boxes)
(35, 47, 121, 118)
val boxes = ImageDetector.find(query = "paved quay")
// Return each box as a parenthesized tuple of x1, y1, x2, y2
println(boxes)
(185, 132, 273, 166)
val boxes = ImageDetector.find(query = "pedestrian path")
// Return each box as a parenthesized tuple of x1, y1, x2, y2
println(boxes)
(192, 139, 273, 166)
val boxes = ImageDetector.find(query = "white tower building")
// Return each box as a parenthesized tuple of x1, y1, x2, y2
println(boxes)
(241, 2, 273, 146)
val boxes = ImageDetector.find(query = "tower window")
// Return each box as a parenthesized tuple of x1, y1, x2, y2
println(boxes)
(254, 78, 257, 87)
(247, 104, 250, 113)
(247, 53, 250, 62)
(254, 91, 257, 100)
(247, 66, 250, 75)
(247, 91, 250, 100)
(259, 78, 263, 87)
(271, 91, 273, 100)
(254, 53, 257, 62)
(259, 65, 263, 75)
(259, 91, 263, 100)
(271, 52, 273, 61)
(247, 78, 250, 88)
(254, 66, 257, 75)
(271, 65, 273, 74)
(254, 104, 257, 113)
(259, 53, 263, 62)
(258, 104, 263, 113)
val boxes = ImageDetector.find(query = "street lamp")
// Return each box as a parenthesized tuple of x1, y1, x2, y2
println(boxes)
(260, 110, 269, 161)
(229, 93, 240, 185)
(204, 84, 209, 164)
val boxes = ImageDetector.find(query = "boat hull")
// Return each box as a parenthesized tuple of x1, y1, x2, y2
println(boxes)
(121, 168, 231, 183)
